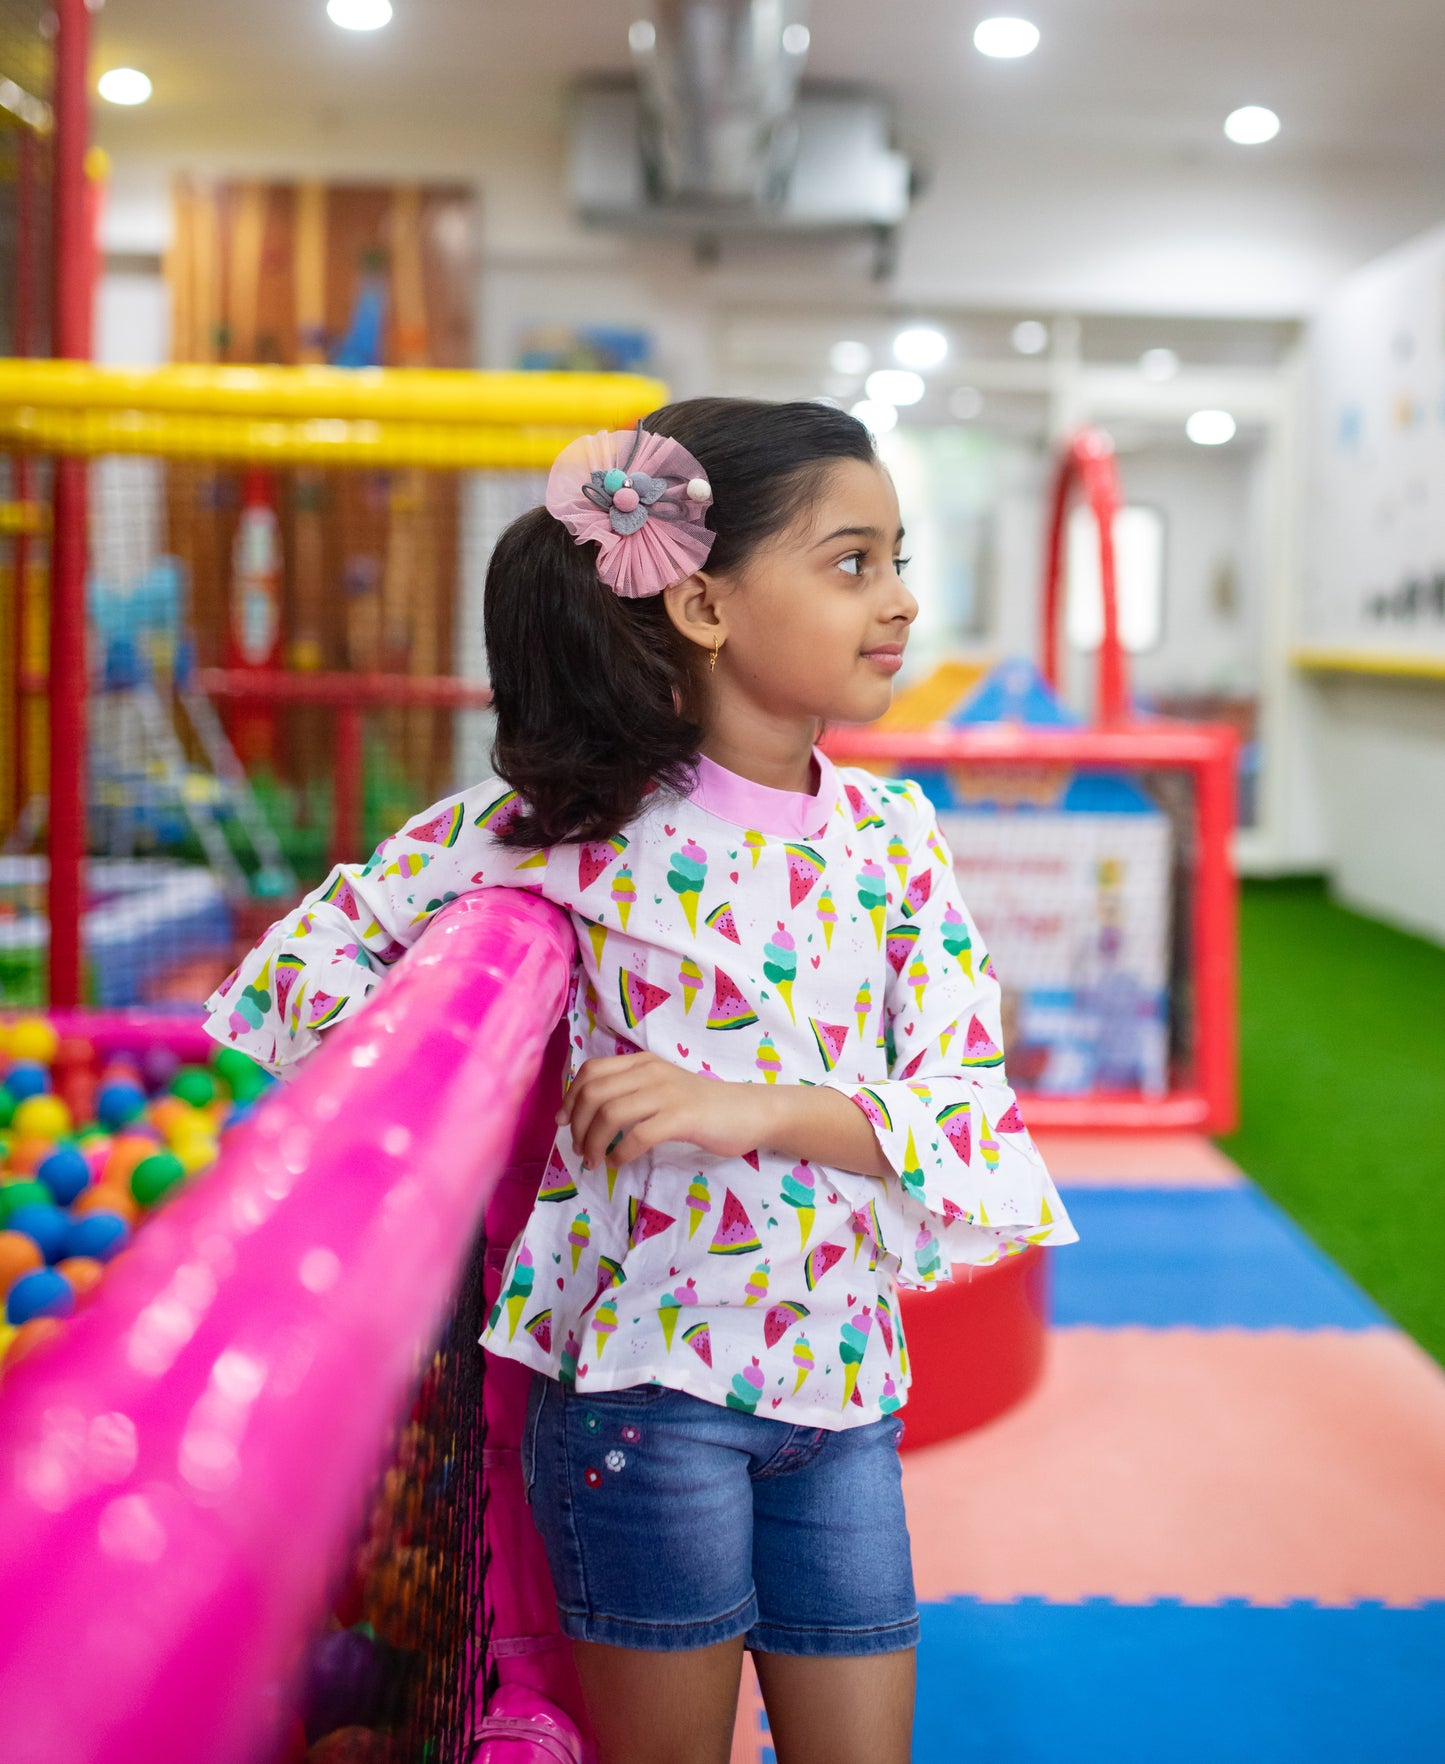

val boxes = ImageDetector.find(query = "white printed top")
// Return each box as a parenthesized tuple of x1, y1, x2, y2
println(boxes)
(202, 749, 1078, 1428)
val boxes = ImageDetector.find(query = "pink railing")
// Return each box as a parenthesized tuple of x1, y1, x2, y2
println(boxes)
(0, 888, 582, 1763)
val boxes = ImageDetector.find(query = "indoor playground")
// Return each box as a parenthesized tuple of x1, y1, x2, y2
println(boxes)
(0, 3, 1442, 1760)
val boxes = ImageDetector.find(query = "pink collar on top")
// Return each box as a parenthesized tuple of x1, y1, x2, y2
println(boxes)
(686, 746, 839, 840)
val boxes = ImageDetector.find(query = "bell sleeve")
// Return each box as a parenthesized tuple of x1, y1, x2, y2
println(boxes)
(200, 781, 538, 1080)
(819, 787, 1079, 1280)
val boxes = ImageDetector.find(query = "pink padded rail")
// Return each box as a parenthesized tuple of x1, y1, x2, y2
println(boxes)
(0, 889, 580, 1763)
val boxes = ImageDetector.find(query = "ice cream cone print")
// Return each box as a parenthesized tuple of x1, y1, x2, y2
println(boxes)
(610, 865, 636, 932)
(854, 978, 871, 1042)
(659, 1287, 692, 1351)
(499, 1246, 535, 1341)
(816, 886, 837, 949)
(567, 1209, 591, 1273)
(879, 1373, 901, 1416)
(745, 829, 766, 868)
(604, 1158, 620, 1201)
(908, 953, 930, 1015)
(667, 840, 707, 935)
(756, 1033, 782, 1083)
(939, 1021, 956, 1059)
(792, 1334, 814, 1394)
(679, 956, 703, 1015)
(586, 922, 607, 967)
(763, 923, 797, 1023)
(592, 1296, 618, 1358)
(781, 1160, 816, 1250)
(686, 1172, 711, 1236)
(726, 1357, 766, 1414)
(744, 1260, 770, 1306)
(856, 860, 888, 948)
(887, 834, 910, 896)
(838, 1305, 872, 1409)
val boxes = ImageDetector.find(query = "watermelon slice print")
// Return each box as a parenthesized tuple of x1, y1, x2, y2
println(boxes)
(876, 1296, 895, 1356)
(783, 842, 825, 908)
(803, 1242, 845, 1291)
(845, 782, 884, 831)
(809, 1018, 849, 1074)
(619, 968, 671, 1030)
(937, 1098, 972, 1165)
(321, 873, 362, 920)
(961, 1013, 1005, 1068)
(525, 1309, 553, 1354)
(886, 922, 921, 976)
(474, 792, 522, 837)
(707, 966, 758, 1031)
(901, 870, 933, 919)
(628, 1197, 677, 1244)
(578, 833, 628, 892)
(683, 1320, 713, 1366)
(764, 1299, 809, 1348)
(741, 1149, 761, 1172)
(410, 801, 467, 846)
(852, 1087, 894, 1136)
(538, 1146, 578, 1202)
(709, 1188, 762, 1256)
(996, 1100, 1027, 1134)
(584, 1255, 626, 1313)
(899, 1047, 927, 1080)
(274, 953, 305, 1023)
(705, 901, 741, 944)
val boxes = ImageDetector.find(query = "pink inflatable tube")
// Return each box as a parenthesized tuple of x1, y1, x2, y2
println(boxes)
(0, 889, 588, 1763)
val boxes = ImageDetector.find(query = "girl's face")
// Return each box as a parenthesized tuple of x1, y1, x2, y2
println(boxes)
(676, 458, 917, 733)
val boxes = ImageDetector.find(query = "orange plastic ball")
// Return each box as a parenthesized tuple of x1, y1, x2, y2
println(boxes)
(72, 1184, 139, 1227)
(5, 1315, 63, 1370)
(54, 1256, 104, 1299)
(6, 1133, 56, 1176)
(0, 1230, 44, 1295)
(101, 1134, 158, 1188)
(147, 1096, 192, 1139)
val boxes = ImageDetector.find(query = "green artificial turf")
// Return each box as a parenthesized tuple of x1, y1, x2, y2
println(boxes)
(1219, 877, 1445, 1365)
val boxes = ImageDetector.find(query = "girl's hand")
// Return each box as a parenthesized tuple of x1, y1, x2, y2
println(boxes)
(556, 1052, 775, 1170)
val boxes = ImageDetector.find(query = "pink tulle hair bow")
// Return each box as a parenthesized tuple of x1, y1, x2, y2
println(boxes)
(545, 422, 715, 598)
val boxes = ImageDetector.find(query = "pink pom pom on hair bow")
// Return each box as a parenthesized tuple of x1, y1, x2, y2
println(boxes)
(545, 421, 716, 598)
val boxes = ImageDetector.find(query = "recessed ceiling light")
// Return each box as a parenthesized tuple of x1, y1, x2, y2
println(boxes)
(974, 17, 1040, 59)
(628, 19, 656, 53)
(830, 339, 872, 375)
(866, 368, 925, 406)
(97, 67, 152, 105)
(1186, 409, 1236, 445)
(1139, 347, 1180, 382)
(327, 0, 393, 30)
(949, 386, 984, 421)
(1011, 320, 1049, 355)
(850, 399, 899, 436)
(893, 326, 948, 371)
(782, 23, 810, 54)
(1224, 105, 1280, 145)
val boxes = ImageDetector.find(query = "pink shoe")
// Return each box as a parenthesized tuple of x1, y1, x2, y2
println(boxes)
(472, 1684, 585, 1764)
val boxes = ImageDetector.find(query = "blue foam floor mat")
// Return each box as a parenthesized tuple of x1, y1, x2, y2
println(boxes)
(1051, 1187, 1386, 1329)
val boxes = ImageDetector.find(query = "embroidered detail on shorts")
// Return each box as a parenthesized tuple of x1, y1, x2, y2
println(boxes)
(605, 1449, 626, 1472)
(584, 1466, 603, 1488)
(584, 1413, 600, 1434)
(620, 1425, 641, 1444)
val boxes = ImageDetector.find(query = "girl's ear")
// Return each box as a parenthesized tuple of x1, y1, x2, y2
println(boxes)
(663, 571, 727, 654)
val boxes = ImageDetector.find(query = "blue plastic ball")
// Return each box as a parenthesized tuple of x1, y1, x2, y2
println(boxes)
(96, 1080, 148, 1132)
(7, 1266, 74, 1326)
(37, 1144, 91, 1207)
(63, 1210, 129, 1264)
(7, 1202, 72, 1265)
(3, 1062, 50, 1104)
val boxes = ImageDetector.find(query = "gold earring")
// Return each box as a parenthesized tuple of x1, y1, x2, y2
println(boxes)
(709, 635, 722, 672)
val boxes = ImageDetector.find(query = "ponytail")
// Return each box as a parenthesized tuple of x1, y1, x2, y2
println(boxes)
(483, 397, 875, 848)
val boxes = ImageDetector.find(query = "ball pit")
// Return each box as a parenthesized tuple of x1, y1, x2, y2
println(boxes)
(0, 1013, 276, 1376)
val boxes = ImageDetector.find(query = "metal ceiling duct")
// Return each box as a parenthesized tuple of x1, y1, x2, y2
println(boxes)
(631, 0, 812, 205)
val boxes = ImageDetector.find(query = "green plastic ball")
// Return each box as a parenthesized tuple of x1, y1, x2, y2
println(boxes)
(130, 1151, 186, 1209)
(0, 1089, 13, 1130)
(170, 1065, 217, 1109)
(0, 1180, 52, 1227)
(212, 1047, 258, 1092)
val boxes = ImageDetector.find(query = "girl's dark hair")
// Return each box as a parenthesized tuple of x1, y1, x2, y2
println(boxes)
(484, 397, 876, 847)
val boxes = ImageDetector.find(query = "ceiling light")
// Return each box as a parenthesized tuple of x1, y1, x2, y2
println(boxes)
(628, 18, 656, 53)
(1139, 347, 1180, 382)
(974, 17, 1039, 58)
(1011, 320, 1049, 355)
(829, 339, 871, 375)
(1186, 409, 1236, 445)
(327, 0, 393, 28)
(949, 386, 984, 421)
(782, 23, 810, 54)
(893, 326, 948, 370)
(866, 368, 924, 406)
(1224, 105, 1280, 145)
(97, 67, 152, 105)
(850, 399, 898, 436)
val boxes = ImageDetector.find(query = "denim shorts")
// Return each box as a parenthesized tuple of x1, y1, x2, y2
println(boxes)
(521, 1374, 919, 1656)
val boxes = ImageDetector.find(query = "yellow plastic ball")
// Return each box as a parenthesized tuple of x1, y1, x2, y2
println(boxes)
(0, 1322, 14, 1363)
(172, 1135, 218, 1176)
(148, 1097, 196, 1142)
(8, 1018, 59, 1066)
(12, 1094, 71, 1142)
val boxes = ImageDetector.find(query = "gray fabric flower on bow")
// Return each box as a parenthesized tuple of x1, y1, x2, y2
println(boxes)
(581, 421, 690, 535)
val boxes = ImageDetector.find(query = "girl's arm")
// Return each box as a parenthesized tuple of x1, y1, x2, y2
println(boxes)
(202, 781, 530, 1080)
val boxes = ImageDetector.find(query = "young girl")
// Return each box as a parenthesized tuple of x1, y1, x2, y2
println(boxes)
(204, 398, 1078, 1764)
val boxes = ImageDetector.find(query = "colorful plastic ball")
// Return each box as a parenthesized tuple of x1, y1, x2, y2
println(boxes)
(54, 1255, 104, 1299)
(0, 1090, 12, 1130)
(7, 1202, 72, 1265)
(172, 1136, 218, 1177)
(3, 1062, 50, 1103)
(171, 1065, 218, 1108)
(102, 1132, 159, 1188)
(12, 1093, 71, 1142)
(6, 1134, 56, 1176)
(212, 1046, 256, 1088)
(63, 1210, 129, 1264)
(0, 1230, 43, 1295)
(7, 1266, 74, 1325)
(36, 1144, 91, 1207)
(5, 1315, 63, 1369)
(0, 1180, 52, 1227)
(8, 1018, 59, 1065)
(73, 1184, 139, 1227)
(80, 1138, 112, 1181)
(141, 1043, 181, 1090)
(147, 1096, 193, 1140)
(130, 1151, 185, 1208)
(96, 1080, 148, 1132)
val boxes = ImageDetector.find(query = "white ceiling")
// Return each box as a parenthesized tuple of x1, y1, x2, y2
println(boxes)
(91, 0, 1445, 319)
